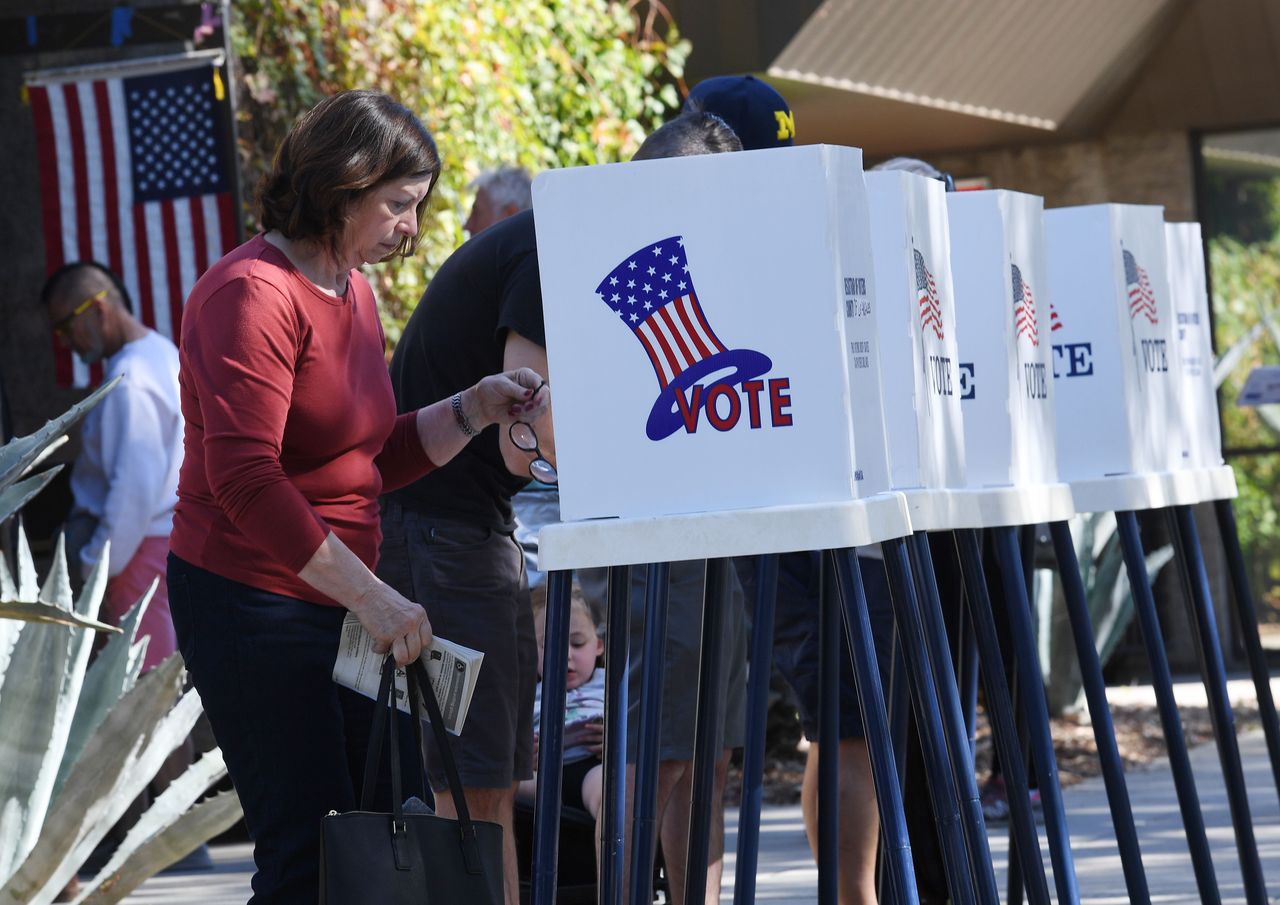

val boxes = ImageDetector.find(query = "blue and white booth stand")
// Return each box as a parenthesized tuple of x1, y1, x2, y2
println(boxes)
(526, 148, 1277, 905)
(865, 174, 1094, 905)
(1045, 205, 1271, 905)
(1167, 220, 1280, 817)
(946, 186, 1085, 905)
(861, 170, 1015, 905)
(949, 189, 1194, 905)
(530, 145, 921, 905)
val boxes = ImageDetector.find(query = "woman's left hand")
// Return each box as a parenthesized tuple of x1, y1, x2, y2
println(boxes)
(463, 368, 549, 430)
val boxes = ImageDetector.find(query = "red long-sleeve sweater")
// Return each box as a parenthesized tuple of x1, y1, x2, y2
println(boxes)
(170, 234, 434, 606)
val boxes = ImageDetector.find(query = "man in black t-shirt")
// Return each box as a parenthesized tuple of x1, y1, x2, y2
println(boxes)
(378, 208, 551, 905)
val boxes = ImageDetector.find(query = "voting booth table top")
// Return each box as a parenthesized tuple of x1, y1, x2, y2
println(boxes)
(525, 147, 1275, 905)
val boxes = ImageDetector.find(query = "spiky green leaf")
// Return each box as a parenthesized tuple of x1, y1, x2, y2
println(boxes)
(0, 601, 119, 633)
(0, 657, 199, 904)
(0, 530, 117, 634)
(74, 789, 242, 905)
(0, 468, 62, 527)
(74, 751, 235, 904)
(55, 582, 155, 796)
(0, 538, 106, 886)
(0, 380, 119, 495)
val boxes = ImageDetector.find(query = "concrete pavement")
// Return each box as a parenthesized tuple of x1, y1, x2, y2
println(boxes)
(122, 677, 1280, 903)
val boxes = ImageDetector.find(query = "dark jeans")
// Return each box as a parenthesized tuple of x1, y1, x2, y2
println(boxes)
(167, 554, 420, 905)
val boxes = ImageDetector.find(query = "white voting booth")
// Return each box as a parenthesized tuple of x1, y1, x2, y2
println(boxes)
(531, 145, 910, 569)
(1166, 222, 1226, 470)
(945, 189, 1075, 526)
(1044, 204, 1233, 511)
(1165, 220, 1237, 505)
(864, 170, 966, 494)
(861, 172, 1072, 529)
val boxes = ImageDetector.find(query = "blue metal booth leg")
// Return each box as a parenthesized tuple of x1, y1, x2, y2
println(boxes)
(818, 552, 841, 905)
(888, 627, 911, 787)
(952, 529, 1052, 905)
(1167, 505, 1270, 905)
(533, 568, 574, 905)
(1048, 520, 1150, 905)
(955, 599, 980, 763)
(684, 558, 731, 905)
(1213, 497, 1280, 807)
(831, 548, 920, 905)
(990, 527, 1081, 905)
(1115, 510, 1222, 905)
(733, 555, 778, 905)
(907, 531, 1003, 905)
(629, 562, 672, 905)
(600, 565, 632, 905)
(881, 535, 981, 905)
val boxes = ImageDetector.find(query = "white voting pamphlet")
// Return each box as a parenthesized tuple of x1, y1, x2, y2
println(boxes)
(1238, 366, 1280, 406)
(332, 614, 483, 736)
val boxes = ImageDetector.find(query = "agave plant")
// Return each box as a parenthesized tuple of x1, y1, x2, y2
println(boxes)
(0, 381, 242, 905)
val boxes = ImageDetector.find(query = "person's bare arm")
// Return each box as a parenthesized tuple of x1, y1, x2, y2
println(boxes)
(500, 330, 555, 479)
(297, 532, 431, 666)
(413, 366, 547, 466)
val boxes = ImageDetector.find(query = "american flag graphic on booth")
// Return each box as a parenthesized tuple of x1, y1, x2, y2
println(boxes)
(1011, 263, 1038, 347)
(1049, 302, 1064, 332)
(595, 236, 727, 388)
(28, 59, 238, 387)
(595, 235, 774, 441)
(1122, 249, 1158, 325)
(913, 248, 943, 340)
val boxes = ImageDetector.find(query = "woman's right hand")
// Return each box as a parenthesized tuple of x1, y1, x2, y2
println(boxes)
(350, 582, 433, 666)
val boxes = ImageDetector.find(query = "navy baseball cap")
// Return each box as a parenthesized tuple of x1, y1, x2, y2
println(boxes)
(685, 75, 795, 151)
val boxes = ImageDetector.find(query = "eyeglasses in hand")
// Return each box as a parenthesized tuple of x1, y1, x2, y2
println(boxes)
(509, 420, 557, 485)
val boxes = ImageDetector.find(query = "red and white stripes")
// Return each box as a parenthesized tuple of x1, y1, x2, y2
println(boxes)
(634, 292, 727, 388)
(29, 73, 236, 387)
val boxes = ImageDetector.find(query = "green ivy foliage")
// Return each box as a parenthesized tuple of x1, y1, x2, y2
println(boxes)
(1211, 236, 1280, 600)
(229, 0, 689, 344)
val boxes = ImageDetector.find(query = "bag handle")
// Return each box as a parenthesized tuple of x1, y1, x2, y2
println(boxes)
(360, 658, 406, 830)
(359, 655, 486, 874)
(408, 658, 487, 874)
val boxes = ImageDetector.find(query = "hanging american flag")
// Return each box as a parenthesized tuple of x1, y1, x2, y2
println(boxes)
(913, 248, 943, 340)
(1122, 249, 1158, 325)
(27, 55, 239, 387)
(1011, 263, 1038, 347)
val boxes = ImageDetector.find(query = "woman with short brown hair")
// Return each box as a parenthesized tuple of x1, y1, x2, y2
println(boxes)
(167, 90, 545, 904)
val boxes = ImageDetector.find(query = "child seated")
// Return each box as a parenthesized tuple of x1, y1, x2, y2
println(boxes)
(521, 590, 606, 827)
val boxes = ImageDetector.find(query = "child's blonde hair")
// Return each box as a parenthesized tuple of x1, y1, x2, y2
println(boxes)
(531, 585, 601, 637)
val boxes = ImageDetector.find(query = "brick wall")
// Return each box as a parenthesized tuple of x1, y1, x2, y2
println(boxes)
(928, 129, 1197, 221)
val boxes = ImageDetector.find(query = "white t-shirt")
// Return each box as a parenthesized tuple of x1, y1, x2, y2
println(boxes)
(71, 330, 182, 577)
(533, 666, 606, 764)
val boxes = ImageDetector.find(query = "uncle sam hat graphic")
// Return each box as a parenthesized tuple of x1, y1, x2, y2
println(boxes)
(596, 235, 772, 441)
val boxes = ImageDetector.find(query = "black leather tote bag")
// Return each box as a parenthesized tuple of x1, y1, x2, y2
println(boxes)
(320, 655, 504, 904)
